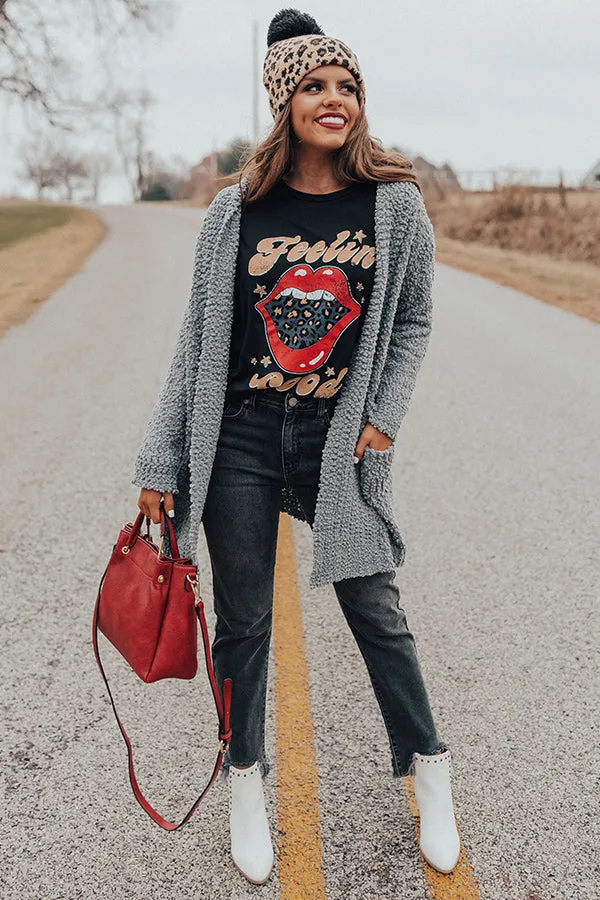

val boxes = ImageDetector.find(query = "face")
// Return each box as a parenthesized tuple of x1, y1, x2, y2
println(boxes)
(288, 64, 361, 149)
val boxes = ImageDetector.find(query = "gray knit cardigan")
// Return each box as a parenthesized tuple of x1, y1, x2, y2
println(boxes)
(132, 175, 435, 589)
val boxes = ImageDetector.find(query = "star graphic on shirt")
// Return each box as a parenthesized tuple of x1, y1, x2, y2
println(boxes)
(261, 355, 272, 367)
(250, 357, 257, 365)
(356, 282, 364, 291)
(326, 366, 336, 376)
(254, 284, 267, 297)
(353, 229, 366, 242)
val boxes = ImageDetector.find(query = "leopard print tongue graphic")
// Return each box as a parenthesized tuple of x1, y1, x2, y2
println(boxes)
(264, 288, 348, 350)
(255, 264, 362, 374)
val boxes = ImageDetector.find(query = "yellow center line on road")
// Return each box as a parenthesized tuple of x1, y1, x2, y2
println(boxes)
(404, 777, 481, 898)
(273, 513, 327, 899)
(273, 511, 480, 899)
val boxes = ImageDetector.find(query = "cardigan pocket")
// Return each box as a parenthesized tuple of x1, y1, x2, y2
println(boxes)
(358, 444, 404, 547)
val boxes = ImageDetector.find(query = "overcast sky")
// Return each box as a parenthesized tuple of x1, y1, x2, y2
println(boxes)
(1, 0, 599, 201)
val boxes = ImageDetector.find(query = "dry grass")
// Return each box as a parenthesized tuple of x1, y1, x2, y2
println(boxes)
(426, 187, 600, 324)
(0, 202, 72, 249)
(435, 236, 600, 324)
(0, 202, 107, 339)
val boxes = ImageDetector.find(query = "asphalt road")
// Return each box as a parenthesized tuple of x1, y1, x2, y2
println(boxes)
(1, 203, 598, 899)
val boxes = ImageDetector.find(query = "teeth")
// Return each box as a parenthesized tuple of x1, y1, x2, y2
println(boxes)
(279, 287, 337, 305)
(275, 288, 337, 306)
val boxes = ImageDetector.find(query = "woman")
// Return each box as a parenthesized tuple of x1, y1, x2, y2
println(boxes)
(133, 8, 461, 886)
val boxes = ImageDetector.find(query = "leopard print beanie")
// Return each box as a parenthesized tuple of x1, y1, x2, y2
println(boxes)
(263, 8, 365, 121)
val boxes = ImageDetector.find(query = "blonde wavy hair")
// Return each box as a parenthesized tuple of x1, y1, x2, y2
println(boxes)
(226, 82, 422, 205)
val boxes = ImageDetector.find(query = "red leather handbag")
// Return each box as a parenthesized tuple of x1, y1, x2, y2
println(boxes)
(92, 499, 232, 830)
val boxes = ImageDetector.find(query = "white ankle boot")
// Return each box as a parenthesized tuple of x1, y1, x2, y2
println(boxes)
(411, 749, 461, 873)
(228, 761, 275, 884)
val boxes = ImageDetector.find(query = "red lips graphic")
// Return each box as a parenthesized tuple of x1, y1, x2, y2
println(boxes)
(255, 264, 361, 373)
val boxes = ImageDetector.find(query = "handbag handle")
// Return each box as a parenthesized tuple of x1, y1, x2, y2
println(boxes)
(126, 500, 181, 559)
(92, 553, 233, 831)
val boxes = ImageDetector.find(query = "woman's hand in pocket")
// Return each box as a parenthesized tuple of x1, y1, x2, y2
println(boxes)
(137, 489, 175, 524)
(353, 423, 393, 463)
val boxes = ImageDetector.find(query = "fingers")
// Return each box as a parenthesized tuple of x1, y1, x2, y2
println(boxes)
(353, 435, 393, 462)
(353, 435, 367, 463)
(162, 492, 175, 519)
(354, 423, 393, 462)
(137, 489, 170, 525)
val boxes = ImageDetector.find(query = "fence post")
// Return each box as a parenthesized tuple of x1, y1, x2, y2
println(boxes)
(558, 168, 567, 209)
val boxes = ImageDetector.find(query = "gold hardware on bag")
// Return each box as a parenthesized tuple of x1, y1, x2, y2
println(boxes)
(122, 546, 130, 554)
(186, 572, 202, 606)
(157, 575, 165, 584)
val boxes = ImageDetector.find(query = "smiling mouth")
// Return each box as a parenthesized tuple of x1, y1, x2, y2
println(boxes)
(255, 265, 361, 374)
(315, 116, 347, 128)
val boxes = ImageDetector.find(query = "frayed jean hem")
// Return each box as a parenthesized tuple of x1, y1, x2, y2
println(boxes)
(393, 741, 452, 778)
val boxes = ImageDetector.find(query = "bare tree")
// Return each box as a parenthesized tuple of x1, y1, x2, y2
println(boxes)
(20, 137, 62, 198)
(19, 135, 92, 201)
(0, 0, 172, 125)
(107, 88, 155, 201)
(51, 152, 90, 202)
(84, 151, 114, 202)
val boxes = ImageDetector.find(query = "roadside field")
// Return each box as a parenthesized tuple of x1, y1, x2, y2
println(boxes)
(426, 188, 600, 324)
(0, 202, 106, 339)
(0, 201, 72, 249)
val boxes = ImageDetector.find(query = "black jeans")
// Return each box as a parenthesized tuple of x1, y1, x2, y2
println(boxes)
(201, 389, 448, 778)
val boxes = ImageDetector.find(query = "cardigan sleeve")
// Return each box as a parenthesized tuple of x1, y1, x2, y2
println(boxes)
(365, 195, 435, 443)
(131, 194, 222, 493)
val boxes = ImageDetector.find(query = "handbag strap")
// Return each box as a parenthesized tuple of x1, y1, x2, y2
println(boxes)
(126, 502, 181, 560)
(92, 561, 233, 831)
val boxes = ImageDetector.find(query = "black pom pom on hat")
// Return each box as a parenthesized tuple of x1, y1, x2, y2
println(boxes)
(267, 8, 325, 47)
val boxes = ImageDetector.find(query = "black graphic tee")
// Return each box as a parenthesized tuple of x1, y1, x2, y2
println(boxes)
(225, 178, 377, 405)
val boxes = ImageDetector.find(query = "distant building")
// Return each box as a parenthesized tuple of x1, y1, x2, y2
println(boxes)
(387, 147, 461, 194)
(180, 153, 215, 204)
(180, 152, 238, 205)
(581, 160, 600, 190)
(413, 155, 461, 192)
